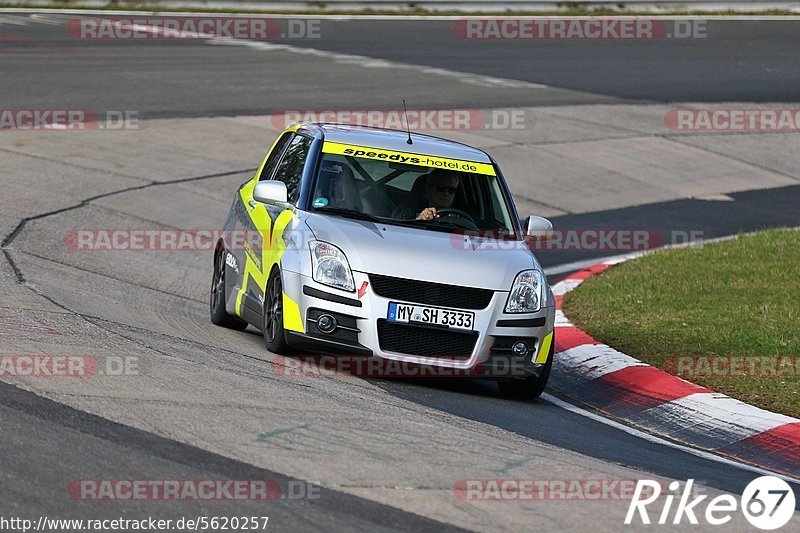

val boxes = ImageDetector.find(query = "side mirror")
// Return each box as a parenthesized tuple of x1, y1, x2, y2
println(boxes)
(525, 215, 553, 241)
(253, 180, 288, 205)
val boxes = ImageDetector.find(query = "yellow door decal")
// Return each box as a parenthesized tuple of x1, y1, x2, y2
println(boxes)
(234, 182, 303, 333)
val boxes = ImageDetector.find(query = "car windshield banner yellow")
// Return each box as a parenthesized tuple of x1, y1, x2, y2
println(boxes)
(322, 141, 497, 176)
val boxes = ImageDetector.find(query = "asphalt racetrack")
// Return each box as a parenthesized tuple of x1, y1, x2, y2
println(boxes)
(1, 11, 799, 531)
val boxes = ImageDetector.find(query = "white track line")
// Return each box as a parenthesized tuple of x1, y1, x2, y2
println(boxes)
(0, 14, 30, 25)
(28, 13, 70, 24)
(542, 392, 800, 486)
(207, 39, 547, 89)
(110, 21, 547, 89)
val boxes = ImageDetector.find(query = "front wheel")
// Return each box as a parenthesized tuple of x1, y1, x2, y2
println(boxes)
(497, 336, 554, 400)
(262, 267, 291, 354)
(210, 249, 248, 330)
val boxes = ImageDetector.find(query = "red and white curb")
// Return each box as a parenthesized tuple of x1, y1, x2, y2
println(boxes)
(551, 257, 800, 478)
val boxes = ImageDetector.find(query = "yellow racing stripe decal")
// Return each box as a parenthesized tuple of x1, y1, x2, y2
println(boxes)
(233, 192, 302, 333)
(282, 291, 304, 333)
(322, 141, 496, 176)
(235, 250, 266, 317)
(535, 332, 553, 364)
(234, 186, 270, 317)
(265, 209, 295, 270)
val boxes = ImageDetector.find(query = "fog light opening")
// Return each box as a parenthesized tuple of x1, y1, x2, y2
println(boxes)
(511, 341, 529, 357)
(317, 314, 338, 334)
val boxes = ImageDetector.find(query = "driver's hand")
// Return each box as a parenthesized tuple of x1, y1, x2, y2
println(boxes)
(416, 207, 438, 221)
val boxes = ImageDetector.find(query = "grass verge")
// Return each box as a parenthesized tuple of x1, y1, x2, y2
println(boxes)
(563, 228, 800, 418)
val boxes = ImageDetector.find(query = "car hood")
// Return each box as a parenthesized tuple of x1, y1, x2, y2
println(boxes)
(304, 213, 539, 290)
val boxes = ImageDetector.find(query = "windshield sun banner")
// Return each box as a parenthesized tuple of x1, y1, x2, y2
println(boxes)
(321, 141, 497, 176)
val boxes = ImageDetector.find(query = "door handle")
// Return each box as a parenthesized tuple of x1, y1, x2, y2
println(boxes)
(248, 200, 258, 209)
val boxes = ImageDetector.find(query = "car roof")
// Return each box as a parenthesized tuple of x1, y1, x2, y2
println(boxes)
(295, 122, 493, 164)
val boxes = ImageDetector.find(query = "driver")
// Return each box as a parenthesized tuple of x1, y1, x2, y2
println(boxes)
(395, 169, 460, 221)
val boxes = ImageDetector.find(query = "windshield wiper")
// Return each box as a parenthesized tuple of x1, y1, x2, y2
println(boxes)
(429, 220, 463, 229)
(387, 219, 464, 234)
(315, 207, 385, 223)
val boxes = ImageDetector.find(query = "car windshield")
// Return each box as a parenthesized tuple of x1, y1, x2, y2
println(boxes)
(310, 149, 516, 234)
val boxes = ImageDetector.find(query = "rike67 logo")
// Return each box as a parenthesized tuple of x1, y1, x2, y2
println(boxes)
(626, 477, 796, 530)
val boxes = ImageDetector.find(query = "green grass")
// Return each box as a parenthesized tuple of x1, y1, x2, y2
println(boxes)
(563, 228, 800, 418)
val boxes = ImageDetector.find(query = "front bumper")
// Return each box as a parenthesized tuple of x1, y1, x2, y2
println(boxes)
(282, 270, 556, 378)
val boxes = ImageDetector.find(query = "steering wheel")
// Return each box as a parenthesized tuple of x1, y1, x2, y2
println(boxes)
(435, 208, 479, 230)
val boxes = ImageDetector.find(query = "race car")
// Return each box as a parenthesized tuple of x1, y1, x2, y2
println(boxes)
(210, 122, 556, 398)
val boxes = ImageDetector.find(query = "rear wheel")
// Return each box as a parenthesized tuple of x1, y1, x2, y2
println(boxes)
(263, 267, 291, 354)
(498, 336, 554, 400)
(210, 249, 248, 330)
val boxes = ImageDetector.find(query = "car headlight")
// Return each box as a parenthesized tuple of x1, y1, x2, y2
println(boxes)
(309, 240, 355, 292)
(505, 270, 546, 313)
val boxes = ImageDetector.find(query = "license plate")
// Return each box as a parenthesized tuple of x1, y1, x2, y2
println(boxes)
(387, 302, 474, 330)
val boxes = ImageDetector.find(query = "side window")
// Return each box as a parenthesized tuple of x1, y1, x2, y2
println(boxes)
(273, 134, 313, 202)
(258, 132, 292, 181)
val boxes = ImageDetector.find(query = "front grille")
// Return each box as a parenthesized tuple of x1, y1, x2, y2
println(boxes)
(377, 319, 478, 359)
(369, 274, 494, 310)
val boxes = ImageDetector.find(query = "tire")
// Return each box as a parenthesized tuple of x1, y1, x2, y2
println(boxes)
(210, 248, 248, 330)
(262, 267, 291, 354)
(497, 335, 554, 400)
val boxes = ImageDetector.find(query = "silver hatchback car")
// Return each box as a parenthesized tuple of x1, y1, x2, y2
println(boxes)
(210, 122, 556, 399)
